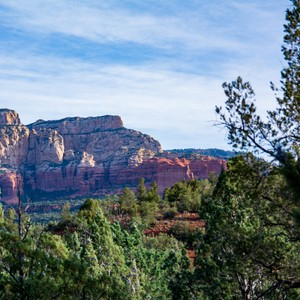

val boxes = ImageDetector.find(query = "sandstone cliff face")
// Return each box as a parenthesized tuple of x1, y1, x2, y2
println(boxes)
(117, 157, 227, 194)
(0, 170, 20, 205)
(0, 109, 226, 204)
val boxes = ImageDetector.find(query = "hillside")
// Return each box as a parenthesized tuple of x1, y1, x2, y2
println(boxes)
(164, 148, 239, 160)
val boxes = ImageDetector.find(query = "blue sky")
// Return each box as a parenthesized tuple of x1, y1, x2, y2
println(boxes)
(0, 0, 290, 150)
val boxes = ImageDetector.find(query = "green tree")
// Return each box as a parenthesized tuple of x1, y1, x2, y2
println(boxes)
(0, 204, 71, 299)
(164, 179, 212, 212)
(170, 221, 202, 248)
(215, 0, 300, 224)
(139, 201, 158, 228)
(111, 221, 194, 299)
(72, 199, 132, 299)
(144, 181, 161, 203)
(119, 187, 139, 217)
(136, 178, 147, 204)
(100, 194, 119, 217)
(135, 180, 160, 227)
(195, 155, 300, 299)
(0, 198, 134, 300)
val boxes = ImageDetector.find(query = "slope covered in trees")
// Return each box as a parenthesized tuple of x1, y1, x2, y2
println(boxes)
(0, 197, 194, 299)
(164, 148, 239, 160)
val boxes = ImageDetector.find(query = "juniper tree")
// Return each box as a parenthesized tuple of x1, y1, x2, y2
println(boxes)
(216, 0, 300, 225)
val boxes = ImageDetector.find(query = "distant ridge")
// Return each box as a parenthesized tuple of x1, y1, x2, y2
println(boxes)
(164, 148, 239, 160)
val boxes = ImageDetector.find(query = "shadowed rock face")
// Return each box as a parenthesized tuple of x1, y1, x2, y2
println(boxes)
(0, 109, 226, 204)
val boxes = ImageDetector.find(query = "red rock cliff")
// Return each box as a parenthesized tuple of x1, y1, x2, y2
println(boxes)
(0, 109, 226, 203)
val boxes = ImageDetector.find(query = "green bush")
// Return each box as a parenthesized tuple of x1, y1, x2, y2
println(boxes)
(170, 221, 202, 247)
(163, 207, 177, 219)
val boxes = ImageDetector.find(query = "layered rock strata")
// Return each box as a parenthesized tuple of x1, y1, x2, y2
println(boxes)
(0, 109, 226, 204)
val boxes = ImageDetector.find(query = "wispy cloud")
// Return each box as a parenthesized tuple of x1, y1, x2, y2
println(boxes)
(0, 0, 290, 149)
(0, 0, 262, 52)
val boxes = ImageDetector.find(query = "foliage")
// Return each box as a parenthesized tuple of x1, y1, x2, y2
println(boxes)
(164, 148, 239, 160)
(136, 178, 147, 204)
(100, 194, 119, 218)
(111, 222, 194, 299)
(119, 188, 139, 217)
(0, 195, 200, 299)
(212, 4, 300, 297)
(215, 0, 300, 225)
(0, 198, 133, 299)
(98, 179, 161, 225)
(144, 181, 161, 203)
(164, 179, 213, 212)
(65, 199, 131, 299)
(195, 154, 300, 299)
(0, 204, 71, 299)
(2, 2, 300, 298)
(139, 201, 158, 228)
(170, 221, 203, 248)
(162, 207, 177, 219)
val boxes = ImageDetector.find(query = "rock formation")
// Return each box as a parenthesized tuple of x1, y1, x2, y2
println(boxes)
(0, 109, 226, 204)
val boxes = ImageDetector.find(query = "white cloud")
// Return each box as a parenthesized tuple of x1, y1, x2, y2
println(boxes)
(0, 0, 252, 52)
(0, 52, 227, 148)
(0, 0, 291, 150)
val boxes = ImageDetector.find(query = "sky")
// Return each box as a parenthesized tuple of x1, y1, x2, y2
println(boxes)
(0, 0, 290, 150)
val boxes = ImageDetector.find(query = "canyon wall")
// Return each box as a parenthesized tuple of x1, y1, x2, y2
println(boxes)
(0, 109, 226, 204)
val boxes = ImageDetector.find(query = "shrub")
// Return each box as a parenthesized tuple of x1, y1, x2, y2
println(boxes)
(163, 207, 177, 219)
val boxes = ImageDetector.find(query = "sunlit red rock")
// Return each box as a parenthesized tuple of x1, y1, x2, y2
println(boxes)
(117, 157, 226, 194)
(0, 109, 226, 203)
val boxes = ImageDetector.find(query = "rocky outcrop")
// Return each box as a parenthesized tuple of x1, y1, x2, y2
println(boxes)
(0, 109, 21, 125)
(0, 109, 226, 204)
(0, 170, 20, 204)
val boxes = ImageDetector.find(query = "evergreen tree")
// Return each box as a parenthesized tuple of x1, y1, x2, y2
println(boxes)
(195, 155, 300, 298)
(145, 181, 161, 203)
(0, 204, 71, 299)
(119, 188, 139, 217)
(111, 221, 194, 299)
(73, 199, 132, 299)
(215, 0, 300, 224)
(136, 178, 147, 204)
(164, 179, 212, 212)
